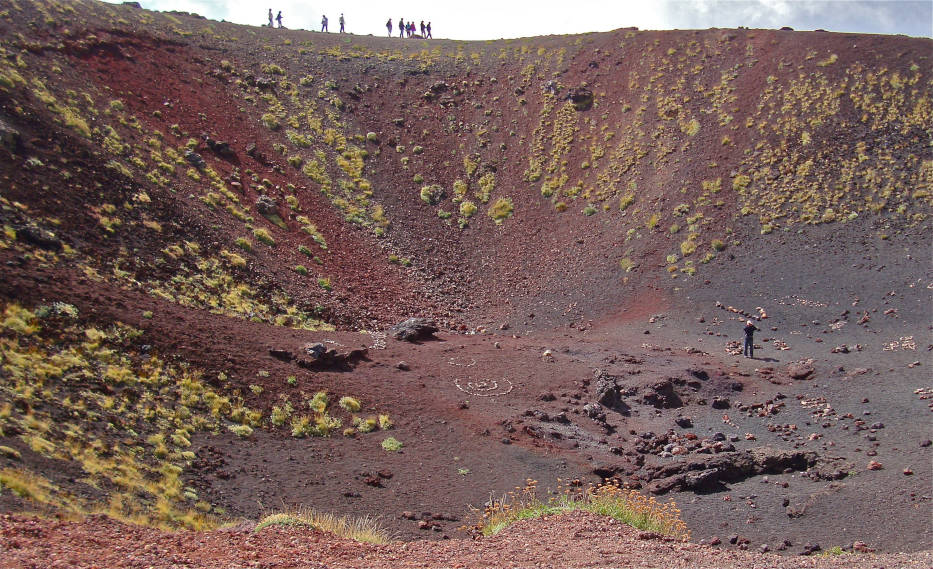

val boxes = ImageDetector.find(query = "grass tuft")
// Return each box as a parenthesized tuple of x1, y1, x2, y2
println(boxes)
(256, 506, 389, 543)
(474, 479, 689, 540)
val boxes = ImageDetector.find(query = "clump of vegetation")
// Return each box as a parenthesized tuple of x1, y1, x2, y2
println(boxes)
(255, 506, 388, 543)
(420, 185, 444, 205)
(338, 396, 361, 413)
(487, 197, 513, 224)
(253, 228, 275, 247)
(381, 437, 403, 452)
(474, 479, 689, 540)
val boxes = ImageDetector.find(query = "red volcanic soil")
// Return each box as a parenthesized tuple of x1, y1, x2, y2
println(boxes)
(0, 0, 930, 566)
(2, 510, 932, 569)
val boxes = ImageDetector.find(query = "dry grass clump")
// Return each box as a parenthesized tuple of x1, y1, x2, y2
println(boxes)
(474, 479, 689, 540)
(255, 505, 389, 544)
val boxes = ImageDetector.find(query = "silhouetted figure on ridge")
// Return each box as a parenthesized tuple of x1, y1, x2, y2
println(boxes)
(386, 18, 392, 36)
(275, 10, 282, 28)
(339, 13, 345, 33)
(426, 21, 432, 38)
(398, 17, 404, 37)
(267, 8, 273, 27)
(321, 14, 328, 32)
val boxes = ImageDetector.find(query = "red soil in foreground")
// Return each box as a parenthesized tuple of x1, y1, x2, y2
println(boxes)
(2, 511, 931, 569)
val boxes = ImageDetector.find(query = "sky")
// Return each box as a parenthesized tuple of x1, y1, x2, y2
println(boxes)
(103, 0, 933, 40)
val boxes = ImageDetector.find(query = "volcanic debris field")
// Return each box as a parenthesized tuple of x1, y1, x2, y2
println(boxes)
(0, 1, 930, 567)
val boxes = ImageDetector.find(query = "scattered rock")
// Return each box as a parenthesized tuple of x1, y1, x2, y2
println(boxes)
(0, 117, 22, 154)
(903, 467, 913, 475)
(255, 195, 279, 216)
(389, 318, 438, 342)
(642, 379, 683, 409)
(675, 416, 693, 429)
(184, 149, 206, 169)
(800, 543, 821, 556)
(296, 342, 368, 370)
(711, 397, 731, 410)
(867, 460, 883, 471)
(593, 370, 631, 415)
(16, 225, 62, 251)
(786, 360, 815, 380)
(568, 86, 594, 111)
(583, 402, 606, 422)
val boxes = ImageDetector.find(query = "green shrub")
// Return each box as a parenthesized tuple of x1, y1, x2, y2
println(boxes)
(235, 237, 252, 251)
(381, 437, 402, 452)
(420, 184, 444, 205)
(294, 265, 308, 275)
(459, 201, 477, 217)
(253, 228, 275, 246)
(487, 197, 513, 224)
(339, 396, 361, 412)
(261, 114, 281, 130)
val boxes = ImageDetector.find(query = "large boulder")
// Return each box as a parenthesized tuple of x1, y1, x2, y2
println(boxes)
(389, 318, 438, 342)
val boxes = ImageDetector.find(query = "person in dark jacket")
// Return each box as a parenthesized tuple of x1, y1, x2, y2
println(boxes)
(743, 319, 760, 358)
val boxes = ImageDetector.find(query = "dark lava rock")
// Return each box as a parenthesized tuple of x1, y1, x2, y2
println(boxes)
(593, 370, 631, 415)
(204, 136, 236, 158)
(801, 543, 821, 555)
(568, 86, 594, 111)
(647, 447, 818, 494)
(582, 402, 606, 422)
(539, 391, 557, 402)
(184, 149, 206, 169)
(255, 195, 279, 216)
(675, 416, 694, 429)
(296, 342, 367, 370)
(711, 396, 731, 410)
(16, 225, 62, 251)
(389, 318, 438, 342)
(643, 379, 683, 409)
(0, 117, 22, 153)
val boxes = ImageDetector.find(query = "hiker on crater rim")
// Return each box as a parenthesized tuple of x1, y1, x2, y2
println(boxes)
(743, 319, 760, 359)
(386, 18, 392, 37)
(426, 21, 432, 38)
(267, 8, 273, 27)
(420, 20, 425, 37)
(339, 13, 345, 33)
(321, 14, 328, 32)
(275, 10, 283, 28)
(398, 17, 404, 37)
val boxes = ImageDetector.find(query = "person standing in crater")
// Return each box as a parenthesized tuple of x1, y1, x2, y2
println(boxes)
(744, 319, 760, 358)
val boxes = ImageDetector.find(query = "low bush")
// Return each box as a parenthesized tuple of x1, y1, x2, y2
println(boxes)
(474, 479, 689, 540)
